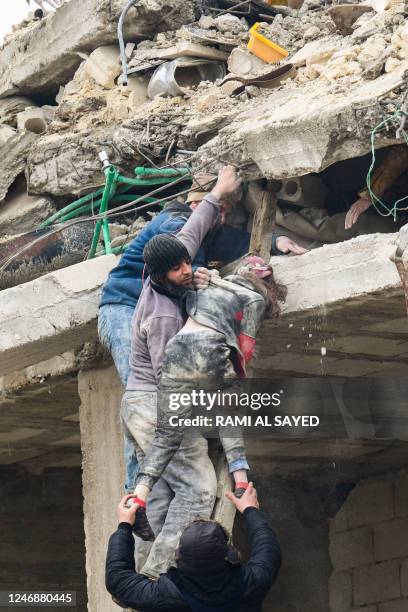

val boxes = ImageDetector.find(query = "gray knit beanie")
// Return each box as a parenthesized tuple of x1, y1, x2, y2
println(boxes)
(143, 234, 191, 282)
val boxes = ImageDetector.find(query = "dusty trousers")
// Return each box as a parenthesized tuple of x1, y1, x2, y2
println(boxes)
(136, 330, 250, 491)
(121, 389, 217, 578)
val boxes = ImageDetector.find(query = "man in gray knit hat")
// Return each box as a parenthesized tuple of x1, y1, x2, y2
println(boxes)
(121, 165, 242, 577)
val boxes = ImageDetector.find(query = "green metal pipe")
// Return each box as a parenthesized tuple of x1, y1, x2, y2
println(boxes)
(134, 167, 191, 177)
(40, 187, 105, 228)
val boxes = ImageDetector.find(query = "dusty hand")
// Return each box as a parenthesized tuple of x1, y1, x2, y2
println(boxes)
(345, 197, 371, 229)
(226, 482, 260, 513)
(193, 267, 211, 289)
(276, 236, 308, 255)
(117, 494, 140, 525)
(211, 165, 242, 203)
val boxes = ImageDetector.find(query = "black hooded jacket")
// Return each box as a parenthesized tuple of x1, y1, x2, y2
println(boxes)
(105, 508, 281, 612)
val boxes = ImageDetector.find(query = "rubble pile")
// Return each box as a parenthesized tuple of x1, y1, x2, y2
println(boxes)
(0, 0, 407, 284)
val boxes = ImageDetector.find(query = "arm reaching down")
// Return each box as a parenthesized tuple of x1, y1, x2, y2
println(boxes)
(226, 484, 282, 598)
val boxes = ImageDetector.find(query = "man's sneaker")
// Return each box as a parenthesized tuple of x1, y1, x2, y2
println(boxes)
(234, 482, 249, 499)
(133, 507, 155, 541)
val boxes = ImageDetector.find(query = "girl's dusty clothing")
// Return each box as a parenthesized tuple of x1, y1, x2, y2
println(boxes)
(136, 274, 266, 491)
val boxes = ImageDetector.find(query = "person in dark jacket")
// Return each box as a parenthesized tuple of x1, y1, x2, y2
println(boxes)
(106, 483, 282, 612)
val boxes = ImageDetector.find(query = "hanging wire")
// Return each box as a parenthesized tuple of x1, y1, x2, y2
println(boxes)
(366, 93, 408, 221)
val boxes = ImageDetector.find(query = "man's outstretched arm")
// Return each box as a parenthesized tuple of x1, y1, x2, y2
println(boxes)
(106, 496, 164, 608)
(226, 484, 282, 596)
(177, 166, 242, 259)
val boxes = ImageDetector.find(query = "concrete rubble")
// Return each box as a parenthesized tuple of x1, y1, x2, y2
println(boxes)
(0, 0, 404, 280)
(1, 3, 408, 609)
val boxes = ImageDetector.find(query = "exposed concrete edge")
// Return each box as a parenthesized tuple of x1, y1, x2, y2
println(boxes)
(271, 232, 402, 315)
(0, 233, 403, 377)
(0, 254, 117, 376)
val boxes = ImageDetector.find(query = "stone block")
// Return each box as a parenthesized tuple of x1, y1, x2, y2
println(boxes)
(83, 46, 121, 89)
(395, 475, 408, 517)
(329, 570, 352, 612)
(379, 601, 408, 612)
(330, 527, 374, 570)
(228, 47, 266, 77)
(374, 518, 408, 561)
(353, 561, 401, 606)
(346, 480, 394, 528)
(289, 36, 343, 67)
(330, 504, 348, 533)
(352, 607, 377, 612)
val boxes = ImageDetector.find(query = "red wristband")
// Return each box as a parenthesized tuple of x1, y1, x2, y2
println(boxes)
(132, 497, 146, 508)
(235, 482, 249, 490)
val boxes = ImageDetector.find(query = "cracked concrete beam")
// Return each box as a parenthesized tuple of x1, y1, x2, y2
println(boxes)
(26, 124, 145, 196)
(272, 232, 401, 315)
(0, 233, 405, 378)
(197, 67, 406, 180)
(0, 254, 117, 376)
(0, 0, 195, 99)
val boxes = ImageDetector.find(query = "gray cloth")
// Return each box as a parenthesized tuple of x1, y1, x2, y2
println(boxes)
(121, 390, 217, 578)
(186, 274, 266, 367)
(127, 194, 221, 390)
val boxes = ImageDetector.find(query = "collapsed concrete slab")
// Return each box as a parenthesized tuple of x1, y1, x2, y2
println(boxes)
(198, 66, 407, 180)
(0, 176, 55, 236)
(0, 0, 196, 99)
(0, 232, 406, 379)
(0, 254, 117, 376)
(253, 232, 408, 377)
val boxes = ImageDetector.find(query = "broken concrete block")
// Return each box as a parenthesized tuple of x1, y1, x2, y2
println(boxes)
(83, 46, 121, 89)
(385, 56, 402, 72)
(277, 175, 328, 208)
(0, 132, 37, 202)
(196, 93, 220, 112)
(303, 26, 320, 41)
(0, 97, 38, 128)
(214, 14, 248, 34)
(0, 125, 17, 147)
(127, 75, 149, 107)
(0, 176, 56, 236)
(228, 47, 266, 77)
(289, 37, 342, 67)
(198, 15, 216, 30)
(125, 42, 135, 59)
(358, 35, 387, 70)
(17, 108, 48, 134)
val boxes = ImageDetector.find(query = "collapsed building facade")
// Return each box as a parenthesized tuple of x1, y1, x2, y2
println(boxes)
(1, 0, 408, 610)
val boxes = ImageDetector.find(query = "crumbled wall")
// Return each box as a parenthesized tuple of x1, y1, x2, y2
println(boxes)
(329, 472, 408, 612)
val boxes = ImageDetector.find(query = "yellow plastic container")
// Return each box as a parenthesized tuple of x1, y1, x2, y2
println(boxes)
(247, 23, 289, 63)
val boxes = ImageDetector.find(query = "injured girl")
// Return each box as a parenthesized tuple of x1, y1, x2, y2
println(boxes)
(122, 255, 285, 574)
